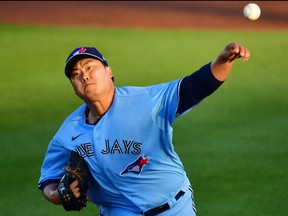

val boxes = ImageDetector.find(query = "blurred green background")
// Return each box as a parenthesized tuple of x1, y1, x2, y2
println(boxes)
(0, 24, 287, 216)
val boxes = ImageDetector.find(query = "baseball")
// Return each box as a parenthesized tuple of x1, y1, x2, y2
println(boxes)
(243, 3, 261, 21)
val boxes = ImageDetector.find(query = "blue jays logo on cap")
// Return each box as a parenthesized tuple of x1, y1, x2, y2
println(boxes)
(64, 46, 108, 78)
(120, 155, 149, 175)
(71, 47, 87, 56)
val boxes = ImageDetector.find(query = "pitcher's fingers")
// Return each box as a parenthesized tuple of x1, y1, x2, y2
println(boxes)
(242, 47, 251, 61)
(70, 180, 79, 189)
(229, 45, 250, 62)
(228, 52, 241, 62)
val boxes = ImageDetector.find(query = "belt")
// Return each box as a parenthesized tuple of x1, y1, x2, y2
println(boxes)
(142, 190, 185, 216)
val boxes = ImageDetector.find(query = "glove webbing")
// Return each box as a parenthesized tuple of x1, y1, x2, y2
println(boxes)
(64, 166, 83, 182)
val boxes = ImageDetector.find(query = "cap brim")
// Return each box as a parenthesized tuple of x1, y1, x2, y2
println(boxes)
(65, 54, 107, 78)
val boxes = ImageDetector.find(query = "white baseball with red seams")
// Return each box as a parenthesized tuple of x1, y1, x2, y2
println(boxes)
(243, 3, 261, 21)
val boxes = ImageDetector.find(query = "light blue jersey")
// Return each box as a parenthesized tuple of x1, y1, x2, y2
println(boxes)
(38, 78, 197, 214)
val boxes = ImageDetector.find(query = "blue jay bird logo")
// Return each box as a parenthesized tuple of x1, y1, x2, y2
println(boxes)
(74, 47, 86, 55)
(120, 155, 149, 175)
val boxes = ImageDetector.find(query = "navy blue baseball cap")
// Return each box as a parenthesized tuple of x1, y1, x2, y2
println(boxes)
(64, 47, 108, 78)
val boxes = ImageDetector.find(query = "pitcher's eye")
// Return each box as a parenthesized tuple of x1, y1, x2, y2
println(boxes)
(71, 71, 80, 79)
(87, 65, 93, 71)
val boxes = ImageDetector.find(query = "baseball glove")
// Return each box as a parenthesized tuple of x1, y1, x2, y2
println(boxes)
(57, 151, 90, 211)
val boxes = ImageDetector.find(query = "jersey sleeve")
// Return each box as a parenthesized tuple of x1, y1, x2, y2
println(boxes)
(37, 138, 70, 190)
(148, 79, 181, 130)
(148, 62, 224, 130)
(37, 104, 87, 191)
